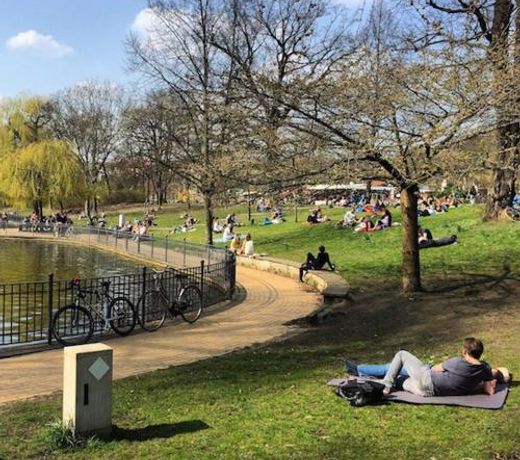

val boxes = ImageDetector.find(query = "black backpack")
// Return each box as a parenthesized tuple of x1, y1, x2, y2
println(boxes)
(336, 379, 385, 407)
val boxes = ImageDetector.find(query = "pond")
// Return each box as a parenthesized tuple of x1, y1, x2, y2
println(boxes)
(0, 238, 142, 284)
(0, 238, 144, 347)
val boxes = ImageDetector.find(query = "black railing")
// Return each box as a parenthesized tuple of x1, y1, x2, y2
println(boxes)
(0, 260, 235, 353)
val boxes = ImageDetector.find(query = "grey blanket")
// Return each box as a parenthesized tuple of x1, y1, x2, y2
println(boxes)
(328, 378, 510, 409)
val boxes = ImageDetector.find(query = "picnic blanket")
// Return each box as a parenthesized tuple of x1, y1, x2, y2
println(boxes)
(328, 378, 510, 409)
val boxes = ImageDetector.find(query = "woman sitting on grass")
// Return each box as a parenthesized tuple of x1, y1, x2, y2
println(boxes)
(229, 235, 241, 253)
(375, 207, 392, 229)
(237, 233, 255, 257)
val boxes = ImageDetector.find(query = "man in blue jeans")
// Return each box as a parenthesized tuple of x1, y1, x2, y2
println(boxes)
(345, 338, 508, 397)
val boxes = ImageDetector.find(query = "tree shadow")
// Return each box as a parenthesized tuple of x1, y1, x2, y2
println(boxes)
(111, 420, 210, 442)
(424, 269, 520, 298)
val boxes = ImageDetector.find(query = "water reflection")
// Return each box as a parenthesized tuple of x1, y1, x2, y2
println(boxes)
(0, 239, 141, 284)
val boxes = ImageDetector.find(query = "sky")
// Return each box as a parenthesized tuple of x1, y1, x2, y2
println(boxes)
(0, 0, 363, 100)
(0, 0, 148, 99)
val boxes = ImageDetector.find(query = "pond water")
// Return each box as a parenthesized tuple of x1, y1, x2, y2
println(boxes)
(0, 239, 142, 284)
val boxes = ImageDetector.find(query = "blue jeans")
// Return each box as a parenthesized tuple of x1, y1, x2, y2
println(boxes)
(358, 363, 431, 378)
(358, 363, 409, 378)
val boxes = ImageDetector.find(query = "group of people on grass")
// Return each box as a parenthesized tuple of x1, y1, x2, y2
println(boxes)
(334, 206, 393, 232)
(307, 207, 330, 224)
(228, 232, 255, 257)
(418, 194, 462, 217)
(171, 213, 198, 234)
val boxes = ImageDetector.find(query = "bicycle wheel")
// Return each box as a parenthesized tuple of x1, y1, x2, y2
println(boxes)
(109, 297, 136, 336)
(52, 305, 94, 346)
(178, 285, 203, 323)
(138, 290, 168, 331)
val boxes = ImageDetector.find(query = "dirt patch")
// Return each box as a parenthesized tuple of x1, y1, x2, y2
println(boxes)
(278, 271, 520, 365)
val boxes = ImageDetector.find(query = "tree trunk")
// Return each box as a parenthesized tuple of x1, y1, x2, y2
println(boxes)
(400, 185, 421, 293)
(484, 0, 519, 219)
(485, 124, 517, 219)
(203, 193, 214, 246)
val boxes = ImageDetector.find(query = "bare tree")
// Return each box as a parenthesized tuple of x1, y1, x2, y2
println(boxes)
(219, 0, 488, 291)
(122, 91, 178, 207)
(414, 0, 520, 219)
(51, 81, 128, 219)
(127, 0, 252, 244)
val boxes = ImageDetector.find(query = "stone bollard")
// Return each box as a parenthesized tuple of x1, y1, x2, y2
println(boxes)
(63, 343, 113, 438)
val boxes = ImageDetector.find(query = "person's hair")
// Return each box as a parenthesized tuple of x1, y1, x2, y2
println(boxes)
(245, 233, 251, 241)
(319, 245, 325, 252)
(463, 337, 484, 359)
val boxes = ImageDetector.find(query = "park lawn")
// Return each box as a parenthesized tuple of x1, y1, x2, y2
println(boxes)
(104, 204, 520, 288)
(0, 205, 519, 459)
(0, 276, 519, 460)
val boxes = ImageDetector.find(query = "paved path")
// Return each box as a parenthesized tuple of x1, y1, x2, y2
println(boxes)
(0, 239, 320, 404)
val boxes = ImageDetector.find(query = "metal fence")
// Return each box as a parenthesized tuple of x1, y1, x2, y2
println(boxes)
(0, 224, 236, 353)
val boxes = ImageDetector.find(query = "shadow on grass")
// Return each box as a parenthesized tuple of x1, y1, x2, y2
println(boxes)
(427, 269, 520, 297)
(111, 420, 210, 442)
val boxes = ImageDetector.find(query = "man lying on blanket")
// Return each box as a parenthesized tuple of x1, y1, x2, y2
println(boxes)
(345, 338, 510, 397)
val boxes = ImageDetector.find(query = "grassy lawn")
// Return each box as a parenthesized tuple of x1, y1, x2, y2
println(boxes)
(0, 205, 519, 459)
(104, 203, 519, 288)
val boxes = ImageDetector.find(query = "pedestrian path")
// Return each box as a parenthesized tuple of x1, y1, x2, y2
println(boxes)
(0, 263, 321, 404)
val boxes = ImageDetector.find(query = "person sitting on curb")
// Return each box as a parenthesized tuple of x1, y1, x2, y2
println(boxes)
(299, 245, 335, 282)
(346, 338, 509, 397)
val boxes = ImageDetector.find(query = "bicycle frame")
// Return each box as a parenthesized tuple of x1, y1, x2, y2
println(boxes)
(70, 282, 115, 329)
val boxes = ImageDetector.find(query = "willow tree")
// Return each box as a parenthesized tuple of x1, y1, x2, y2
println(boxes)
(0, 97, 86, 215)
(1, 140, 86, 215)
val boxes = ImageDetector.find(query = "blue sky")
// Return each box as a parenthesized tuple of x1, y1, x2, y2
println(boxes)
(0, 0, 148, 99)
(0, 0, 363, 100)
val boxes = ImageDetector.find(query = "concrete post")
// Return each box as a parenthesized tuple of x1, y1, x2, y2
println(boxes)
(63, 343, 113, 438)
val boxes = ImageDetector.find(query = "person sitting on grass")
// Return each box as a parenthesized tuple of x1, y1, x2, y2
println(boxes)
(299, 245, 335, 282)
(354, 215, 375, 233)
(222, 224, 234, 241)
(213, 217, 223, 233)
(375, 207, 392, 229)
(229, 234, 241, 253)
(345, 338, 509, 397)
(237, 233, 255, 257)
(418, 226, 433, 245)
(336, 208, 358, 229)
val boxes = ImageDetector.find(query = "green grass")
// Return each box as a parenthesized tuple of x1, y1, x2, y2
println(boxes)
(105, 203, 519, 288)
(1, 204, 519, 459)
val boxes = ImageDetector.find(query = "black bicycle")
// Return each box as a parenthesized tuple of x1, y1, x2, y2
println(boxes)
(136, 267, 203, 332)
(51, 278, 137, 346)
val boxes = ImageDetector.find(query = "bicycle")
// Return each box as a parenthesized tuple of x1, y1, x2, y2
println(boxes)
(51, 277, 137, 346)
(136, 267, 203, 332)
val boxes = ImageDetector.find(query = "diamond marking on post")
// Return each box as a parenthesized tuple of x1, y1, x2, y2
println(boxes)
(88, 357, 110, 381)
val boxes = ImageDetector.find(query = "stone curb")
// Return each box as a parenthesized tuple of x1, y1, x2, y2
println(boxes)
(235, 255, 350, 304)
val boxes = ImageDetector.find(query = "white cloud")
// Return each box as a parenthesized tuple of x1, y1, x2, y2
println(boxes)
(6, 30, 73, 58)
(131, 8, 161, 36)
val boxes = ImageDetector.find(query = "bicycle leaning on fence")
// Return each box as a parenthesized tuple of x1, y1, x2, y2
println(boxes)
(136, 267, 203, 332)
(51, 277, 137, 346)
